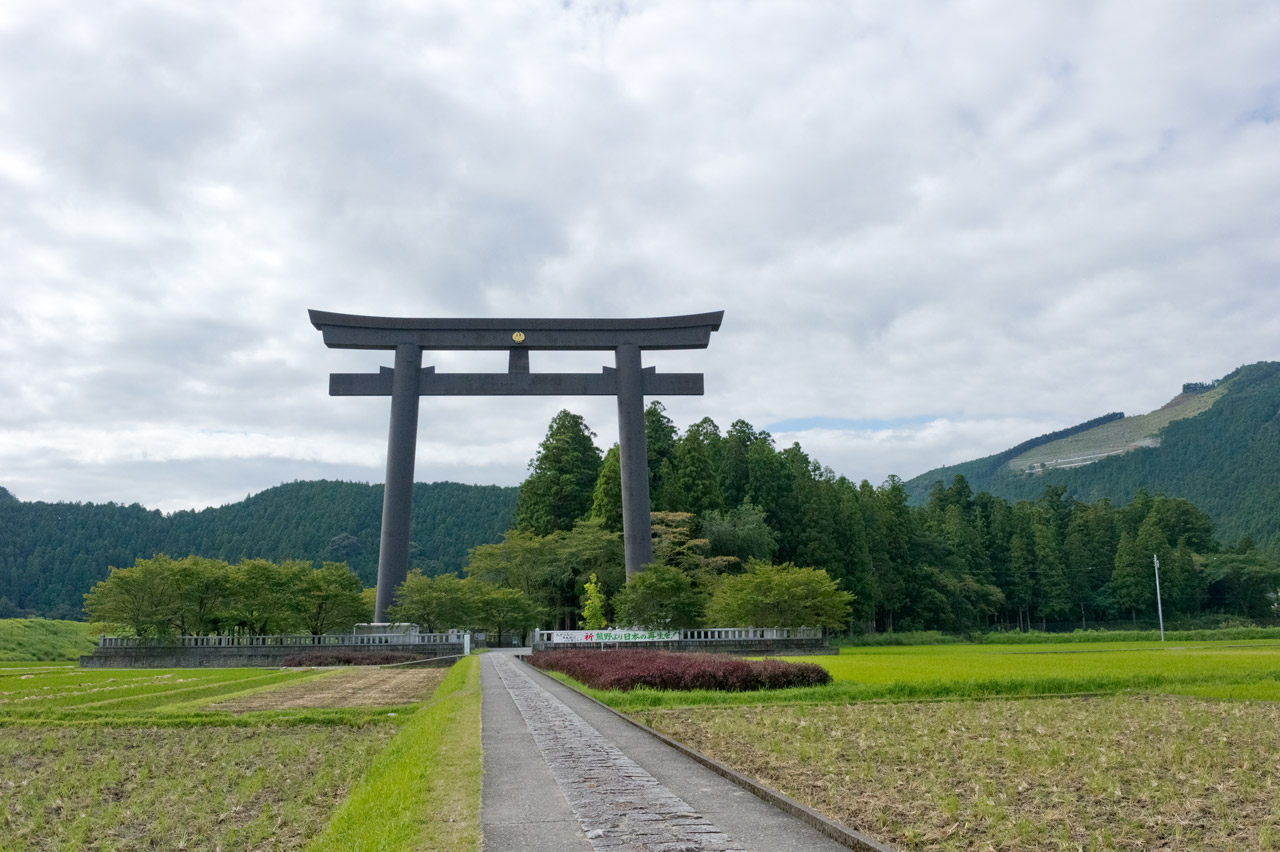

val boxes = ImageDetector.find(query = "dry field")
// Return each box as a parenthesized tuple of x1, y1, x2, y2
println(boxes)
(208, 668, 446, 712)
(636, 695, 1280, 852)
(0, 724, 393, 852)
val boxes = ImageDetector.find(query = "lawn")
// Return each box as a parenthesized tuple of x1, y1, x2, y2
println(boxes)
(0, 657, 482, 852)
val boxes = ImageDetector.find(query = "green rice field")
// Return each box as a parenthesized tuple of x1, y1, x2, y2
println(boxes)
(568, 638, 1280, 711)
(601, 639, 1280, 852)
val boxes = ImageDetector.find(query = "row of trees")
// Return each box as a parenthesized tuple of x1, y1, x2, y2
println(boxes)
(83, 555, 369, 638)
(82, 555, 547, 642)
(499, 406, 1280, 634)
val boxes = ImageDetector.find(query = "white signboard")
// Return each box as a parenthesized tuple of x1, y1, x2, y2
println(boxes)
(549, 629, 680, 643)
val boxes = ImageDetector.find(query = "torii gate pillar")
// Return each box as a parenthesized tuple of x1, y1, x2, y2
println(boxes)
(310, 310, 723, 622)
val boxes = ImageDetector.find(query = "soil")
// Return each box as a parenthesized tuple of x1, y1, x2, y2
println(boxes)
(210, 667, 447, 711)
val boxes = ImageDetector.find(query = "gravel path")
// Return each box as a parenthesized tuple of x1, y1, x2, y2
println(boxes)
(490, 652, 746, 852)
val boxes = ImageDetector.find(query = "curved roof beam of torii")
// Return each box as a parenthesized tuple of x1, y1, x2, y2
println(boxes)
(308, 309, 724, 351)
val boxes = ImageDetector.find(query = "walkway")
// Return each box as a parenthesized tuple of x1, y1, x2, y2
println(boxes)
(479, 649, 863, 852)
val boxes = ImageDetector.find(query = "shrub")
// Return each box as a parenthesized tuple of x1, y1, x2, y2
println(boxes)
(527, 649, 831, 692)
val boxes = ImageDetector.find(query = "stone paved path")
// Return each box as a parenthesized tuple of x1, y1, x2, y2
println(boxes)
(491, 651, 745, 852)
(480, 650, 861, 852)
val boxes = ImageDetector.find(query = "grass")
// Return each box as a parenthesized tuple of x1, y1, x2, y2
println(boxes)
(0, 619, 97, 661)
(635, 694, 1280, 851)
(0, 667, 326, 718)
(305, 655, 482, 852)
(1007, 384, 1227, 473)
(558, 639, 1280, 711)
(836, 625, 1280, 646)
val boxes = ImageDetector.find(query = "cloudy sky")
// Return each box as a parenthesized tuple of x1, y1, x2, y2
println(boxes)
(2, 1, 1278, 512)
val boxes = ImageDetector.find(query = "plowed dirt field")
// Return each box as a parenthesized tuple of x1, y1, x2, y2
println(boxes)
(211, 667, 446, 711)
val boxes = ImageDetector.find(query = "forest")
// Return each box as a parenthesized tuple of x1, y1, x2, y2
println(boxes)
(489, 405, 1280, 634)
(0, 481, 516, 619)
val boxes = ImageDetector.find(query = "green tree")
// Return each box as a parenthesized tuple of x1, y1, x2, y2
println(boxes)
(514, 410, 602, 535)
(466, 520, 623, 630)
(388, 572, 480, 633)
(1111, 528, 1157, 621)
(299, 562, 367, 635)
(229, 559, 308, 636)
(662, 424, 724, 515)
(173, 556, 233, 636)
(612, 564, 704, 629)
(580, 572, 607, 629)
(705, 560, 852, 630)
(83, 554, 184, 639)
(645, 401, 678, 506)
(589, 445, 623, 531)
(477, 586, 543, 645)
(700, 500, 777, 564)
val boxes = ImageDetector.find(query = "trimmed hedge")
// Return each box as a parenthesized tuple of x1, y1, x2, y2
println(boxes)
(281, 650, 425, 667)
(528, 649, 831, 692)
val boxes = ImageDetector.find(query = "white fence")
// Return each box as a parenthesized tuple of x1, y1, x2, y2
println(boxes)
(98, 632, 465, 649)
(533, 626, 822, 646)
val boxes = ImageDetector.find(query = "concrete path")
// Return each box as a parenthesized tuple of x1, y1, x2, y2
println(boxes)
(480, 649, 857, 852)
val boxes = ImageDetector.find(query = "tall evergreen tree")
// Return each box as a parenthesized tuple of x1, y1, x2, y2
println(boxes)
(644, 401, 678, 507)
(589, 445, 623, 531)
(514, 410, 603, 536)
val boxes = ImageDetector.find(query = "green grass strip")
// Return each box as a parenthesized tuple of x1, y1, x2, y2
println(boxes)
(305, 656, 482, 852)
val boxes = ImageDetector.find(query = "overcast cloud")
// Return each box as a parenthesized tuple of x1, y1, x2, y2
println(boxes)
(2, 1, 1278, 511)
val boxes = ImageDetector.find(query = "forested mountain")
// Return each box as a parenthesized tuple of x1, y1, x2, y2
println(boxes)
(0, 480, 517, 620)
(905, 362, 1280, 552)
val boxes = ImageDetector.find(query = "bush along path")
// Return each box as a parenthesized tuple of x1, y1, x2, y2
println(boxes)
(528, 649, 831, 691)
(480, 650, 873, 852)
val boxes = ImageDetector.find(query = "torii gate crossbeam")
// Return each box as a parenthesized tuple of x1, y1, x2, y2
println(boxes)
(309, 309, 723, 623)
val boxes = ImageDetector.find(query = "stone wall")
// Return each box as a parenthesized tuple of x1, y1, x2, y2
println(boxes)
(80, 641, 468, 669)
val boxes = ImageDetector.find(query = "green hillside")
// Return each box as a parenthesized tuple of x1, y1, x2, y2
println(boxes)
(0, 480, 517, 620)
(0, 618, 97, 661)
(906, 362, 1280, 550)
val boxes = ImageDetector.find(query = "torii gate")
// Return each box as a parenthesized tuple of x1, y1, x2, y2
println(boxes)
(309, 309, 723, 622)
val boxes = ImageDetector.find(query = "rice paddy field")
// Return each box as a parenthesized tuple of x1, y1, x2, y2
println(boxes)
(612, 640, 1280, 852)
(0, 660, 481, 852)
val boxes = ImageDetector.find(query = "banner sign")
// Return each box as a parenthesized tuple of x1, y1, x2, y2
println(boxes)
(549, 630, 680, 643)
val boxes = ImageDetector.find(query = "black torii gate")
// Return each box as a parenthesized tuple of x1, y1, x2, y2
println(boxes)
(309, 309, 724, 622)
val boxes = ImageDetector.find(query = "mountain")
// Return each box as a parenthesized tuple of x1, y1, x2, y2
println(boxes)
(905, 361, 1280, 551)
(0, 480, 517, 620)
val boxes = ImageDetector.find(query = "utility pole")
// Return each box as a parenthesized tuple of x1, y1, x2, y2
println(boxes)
(1153, 553, 1165, 642)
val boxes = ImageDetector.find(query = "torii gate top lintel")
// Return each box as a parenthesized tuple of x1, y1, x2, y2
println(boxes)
(308, 309, 724, 351)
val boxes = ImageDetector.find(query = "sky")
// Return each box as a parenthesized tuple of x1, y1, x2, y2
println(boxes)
(2, 1, 1278, 513)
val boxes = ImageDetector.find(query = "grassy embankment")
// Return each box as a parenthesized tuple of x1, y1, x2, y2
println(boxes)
(306, 656, 482, 852)
(0, 657, 483, 852)
(0, 618, 97, 661)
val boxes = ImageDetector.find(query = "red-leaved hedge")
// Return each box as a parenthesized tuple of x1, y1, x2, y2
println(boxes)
(281, 650, 424, 667)
(527, 649, 831, 692)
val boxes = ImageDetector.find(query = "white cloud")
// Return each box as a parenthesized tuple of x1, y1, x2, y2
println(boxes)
(1, 0, 1277, 509)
